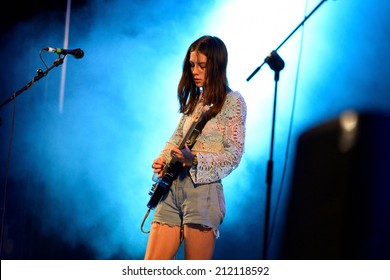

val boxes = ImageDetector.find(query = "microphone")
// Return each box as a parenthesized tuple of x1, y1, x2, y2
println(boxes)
(44, 47, 84, 59)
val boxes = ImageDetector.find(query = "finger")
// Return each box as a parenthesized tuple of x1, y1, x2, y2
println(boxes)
(171, 149, 180, 157)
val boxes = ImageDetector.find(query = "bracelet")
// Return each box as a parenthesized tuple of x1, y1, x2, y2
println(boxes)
(192, 154, 198, 166)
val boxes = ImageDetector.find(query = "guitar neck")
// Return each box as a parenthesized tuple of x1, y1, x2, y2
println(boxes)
(170, 103, 211, 163)
(178, 120, 200, 150)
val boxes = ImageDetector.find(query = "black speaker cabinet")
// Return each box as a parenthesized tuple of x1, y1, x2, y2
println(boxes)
(281, 110, 390, 259)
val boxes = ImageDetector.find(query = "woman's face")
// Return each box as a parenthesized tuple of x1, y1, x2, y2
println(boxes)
(190, 51, 207, 87)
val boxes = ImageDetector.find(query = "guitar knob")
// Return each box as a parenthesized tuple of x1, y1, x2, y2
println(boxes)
(148, 184, 157, 196)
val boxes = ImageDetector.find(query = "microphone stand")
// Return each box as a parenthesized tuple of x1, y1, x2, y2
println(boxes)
(246, 0, 328, 260)
(0, 54, 65, 259)
(0, 56, 65, 111)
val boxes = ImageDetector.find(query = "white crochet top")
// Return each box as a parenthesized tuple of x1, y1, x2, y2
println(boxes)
(159, 90, 247, 184)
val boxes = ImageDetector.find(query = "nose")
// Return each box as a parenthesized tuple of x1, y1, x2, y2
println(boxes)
(192, 65, 199, 76)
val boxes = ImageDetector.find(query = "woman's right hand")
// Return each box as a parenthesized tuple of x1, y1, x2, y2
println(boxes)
(152, 157, 166, 178)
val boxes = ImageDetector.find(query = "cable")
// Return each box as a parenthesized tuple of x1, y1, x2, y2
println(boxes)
(0, 96, 17, 258)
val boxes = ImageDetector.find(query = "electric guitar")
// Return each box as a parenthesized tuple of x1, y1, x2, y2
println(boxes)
(146, 103, 212, 210)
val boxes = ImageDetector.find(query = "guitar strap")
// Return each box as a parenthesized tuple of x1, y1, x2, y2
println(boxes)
(186, 115, 208, 149)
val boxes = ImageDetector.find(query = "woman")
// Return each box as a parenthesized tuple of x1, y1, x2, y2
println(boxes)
(144, 35, 246, 260)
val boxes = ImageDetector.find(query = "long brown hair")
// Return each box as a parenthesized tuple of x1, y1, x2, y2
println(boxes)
(177, 35, 229, 119)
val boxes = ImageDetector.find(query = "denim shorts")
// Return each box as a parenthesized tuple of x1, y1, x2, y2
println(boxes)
(152, 167, 226, 237)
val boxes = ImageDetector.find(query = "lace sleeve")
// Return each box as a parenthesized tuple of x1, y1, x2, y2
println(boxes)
(158, 114, 186, 162)
(190, 91, 247, 184)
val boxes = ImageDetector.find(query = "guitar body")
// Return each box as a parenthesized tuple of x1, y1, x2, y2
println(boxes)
(147, 161, 182, 209)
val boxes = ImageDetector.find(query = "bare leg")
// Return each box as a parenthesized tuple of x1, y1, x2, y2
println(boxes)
(144, 223, 182, 260)
(183, 224, 215, 260)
